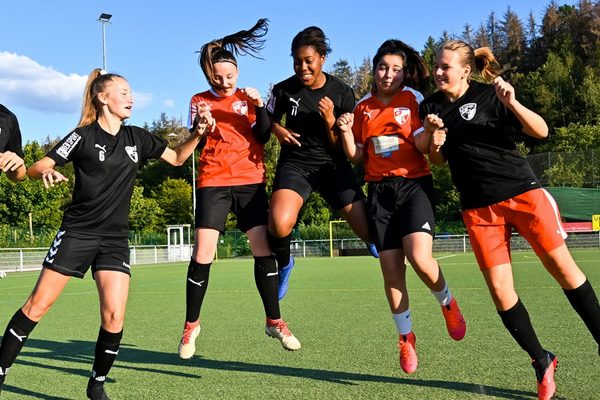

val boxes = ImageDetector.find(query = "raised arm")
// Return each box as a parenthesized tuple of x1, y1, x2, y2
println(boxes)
(494, 77, 548, 139)
(337, 113, 363, 164)
(161, 107, 212, 166)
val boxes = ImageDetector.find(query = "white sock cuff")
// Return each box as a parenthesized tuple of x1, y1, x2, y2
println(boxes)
(392, 309, 412, 335)
(432, 282, 453, 306)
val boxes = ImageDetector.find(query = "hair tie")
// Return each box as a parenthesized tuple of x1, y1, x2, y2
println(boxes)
(99, 69, 108, 75)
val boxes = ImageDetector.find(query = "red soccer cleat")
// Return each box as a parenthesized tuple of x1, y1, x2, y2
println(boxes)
(441, 297, 466, 341)
(398, 332, 418, 374)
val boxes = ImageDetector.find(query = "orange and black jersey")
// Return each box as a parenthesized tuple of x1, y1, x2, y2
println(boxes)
(420, 81, 541, 210)
(189, 89, 267, 187)
(0, 104, 24, 158)
(47, 122, 167, 237)
(267, 73, 355, 167)
(353, 87, 429, 182)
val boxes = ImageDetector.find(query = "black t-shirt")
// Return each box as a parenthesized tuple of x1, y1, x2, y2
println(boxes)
(420, 82, 541, 210)
(266, 73, 355, 167)
(47, 122, 167, 237)
(0, 104, 24, 157)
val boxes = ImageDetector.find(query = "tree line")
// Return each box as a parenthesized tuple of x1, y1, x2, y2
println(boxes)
(1, 0, 599, 245)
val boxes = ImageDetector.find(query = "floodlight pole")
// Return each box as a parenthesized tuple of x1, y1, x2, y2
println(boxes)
(98, 13, 112, 70)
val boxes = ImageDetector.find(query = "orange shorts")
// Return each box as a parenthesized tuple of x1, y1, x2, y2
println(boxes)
(462, 188, 567, 270)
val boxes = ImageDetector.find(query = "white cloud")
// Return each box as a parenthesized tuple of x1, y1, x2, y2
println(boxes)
(132, 91, 153, 109)
(0, 52, 155, 114)
(163, 99, 175, 108)
(0, 52, 86, 114)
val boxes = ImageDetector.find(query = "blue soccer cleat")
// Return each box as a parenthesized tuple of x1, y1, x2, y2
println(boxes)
(278, 256, 295, 300)
(366, 242, 379, 258)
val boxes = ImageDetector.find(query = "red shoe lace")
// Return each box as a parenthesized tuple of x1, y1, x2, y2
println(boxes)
(269, 319, 292, 337)
(182, 322, 198, 343)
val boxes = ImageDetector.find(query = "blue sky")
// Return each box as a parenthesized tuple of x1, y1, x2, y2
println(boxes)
(1, 0, 575, 144)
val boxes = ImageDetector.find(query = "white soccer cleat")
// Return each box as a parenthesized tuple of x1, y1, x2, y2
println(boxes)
(178, 321, 200, 359)
(265, 318, 301, 351)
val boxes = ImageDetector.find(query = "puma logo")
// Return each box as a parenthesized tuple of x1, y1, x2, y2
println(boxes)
(290, 97, 301, 116)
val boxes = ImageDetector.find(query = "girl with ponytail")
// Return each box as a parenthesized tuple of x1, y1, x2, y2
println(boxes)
(337, 39, 466, 375)
(178, 19, 301, 361)
(0, 68, 208, 399)
(420, 40, 600, 400)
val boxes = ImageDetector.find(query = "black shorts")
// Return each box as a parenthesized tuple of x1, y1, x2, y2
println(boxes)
(195, 183, 268, 233)
(272, 161, 365, 210)
(367, 176, 435, 251)
(42, 229, 131, 279)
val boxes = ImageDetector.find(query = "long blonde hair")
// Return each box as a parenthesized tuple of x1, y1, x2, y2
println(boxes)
(78, 68, 124, 128)
(439, 40, 502, 83)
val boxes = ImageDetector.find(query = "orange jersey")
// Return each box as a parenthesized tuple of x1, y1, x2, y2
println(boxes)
(352, 87, 430, 181)
(189, 89, 265, 187)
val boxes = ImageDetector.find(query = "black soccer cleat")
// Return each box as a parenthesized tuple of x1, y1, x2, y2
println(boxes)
(87, 379, 110, 400)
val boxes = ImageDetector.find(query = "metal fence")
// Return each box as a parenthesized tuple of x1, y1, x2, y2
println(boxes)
(1, 231, 599, 274)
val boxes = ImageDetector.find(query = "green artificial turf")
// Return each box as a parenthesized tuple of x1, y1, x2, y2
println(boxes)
(0, 249, 598, 399)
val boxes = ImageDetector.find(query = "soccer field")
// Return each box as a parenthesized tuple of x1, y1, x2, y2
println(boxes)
(0, 250, 599, 399)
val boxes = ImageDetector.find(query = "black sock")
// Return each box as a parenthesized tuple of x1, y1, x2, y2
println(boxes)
(267, 231, 292, 268)
(90, 328, 122, 384)
(564, 279, 600, 346)
(186, 258, 211, 323)
(0, 309, 38, 382)
(498, 299, 547, 364)
(254, 256, 281, 320)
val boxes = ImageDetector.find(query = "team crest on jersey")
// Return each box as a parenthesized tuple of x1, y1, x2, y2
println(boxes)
(393, 107, 410, 125)
(125, 145, 138, 163)
(459, 103, 477, 121)
(232, 100, 248, 116)
(56, 132, 81, 160)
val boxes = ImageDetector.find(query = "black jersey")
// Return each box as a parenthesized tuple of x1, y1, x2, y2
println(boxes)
(0, 104, 24, 157)
(47, 122, 167, 237)
(420, 82, 541, 210)
(266, 73, 355, 167)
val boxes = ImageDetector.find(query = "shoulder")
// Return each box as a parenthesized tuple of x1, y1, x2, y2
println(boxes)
(326, 73, 353, 92)
(190, 90, 212, 102)
(469, 81, 495, 98)
(127, 125, 153, 137)
(0, 104, 15, 119)
(401, 86, 424, 104)
(273, 76, 299, 92)
(423, 90, 446, 105)
(355, 92, 374, 109)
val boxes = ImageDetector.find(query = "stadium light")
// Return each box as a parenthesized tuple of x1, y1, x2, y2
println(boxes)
(98, 13, 112, 71)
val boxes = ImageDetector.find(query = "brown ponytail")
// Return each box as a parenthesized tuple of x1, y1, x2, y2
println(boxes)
(198, 18, 268, 90)
(439, 40, 502, 83)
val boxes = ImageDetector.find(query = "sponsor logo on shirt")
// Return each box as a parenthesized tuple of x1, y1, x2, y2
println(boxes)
(459, 103, 477, 121)
(232, 100, 248, 116)
(56, 132, 81, 160)
(393, 107, 410, 125)
(125, 145, 138, 163)
(289, 97, 301, 116)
